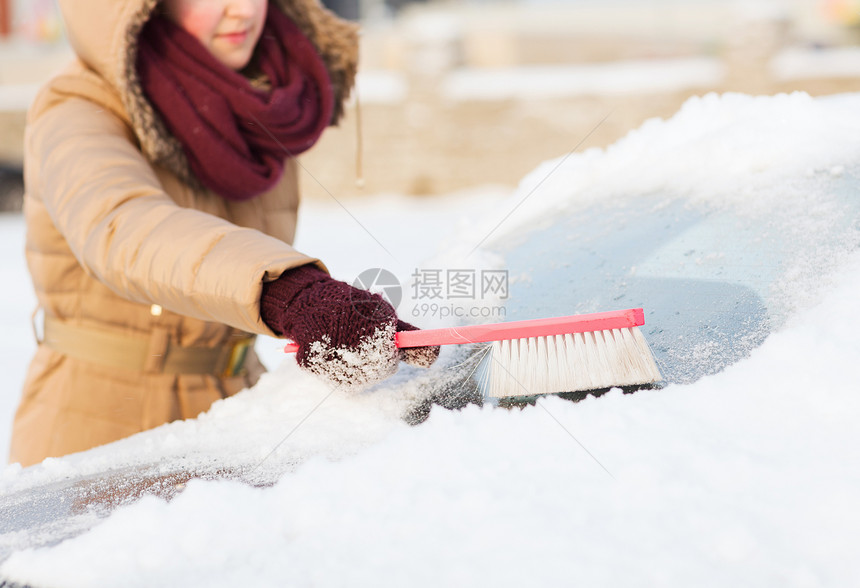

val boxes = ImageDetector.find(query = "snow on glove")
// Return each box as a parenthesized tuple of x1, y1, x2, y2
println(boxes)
(396, 319, 440, 368)
(261, 265, 439, 390)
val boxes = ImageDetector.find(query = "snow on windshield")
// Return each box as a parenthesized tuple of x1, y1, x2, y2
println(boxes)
(1, 92, 859, 587)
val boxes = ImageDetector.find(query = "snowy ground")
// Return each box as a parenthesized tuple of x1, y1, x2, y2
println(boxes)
(1, 92, 860, 587)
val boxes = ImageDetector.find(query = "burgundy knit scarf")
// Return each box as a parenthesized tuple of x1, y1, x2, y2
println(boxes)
(137, 8, 334, 201)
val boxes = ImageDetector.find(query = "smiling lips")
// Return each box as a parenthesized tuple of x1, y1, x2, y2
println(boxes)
(217, 30, 249, 44)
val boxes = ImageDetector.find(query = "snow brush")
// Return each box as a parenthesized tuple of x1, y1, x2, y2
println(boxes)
(284, 308, 662, 399)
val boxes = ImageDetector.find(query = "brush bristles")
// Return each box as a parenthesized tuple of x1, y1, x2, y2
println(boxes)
(480, 327, 662, 399)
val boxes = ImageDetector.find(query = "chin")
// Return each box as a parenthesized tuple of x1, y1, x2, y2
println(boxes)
(219, 53, 253, 71)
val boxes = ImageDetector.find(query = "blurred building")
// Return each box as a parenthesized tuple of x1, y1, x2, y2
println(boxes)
(299, 0, 860, 198)
(2, 0, 860, 206)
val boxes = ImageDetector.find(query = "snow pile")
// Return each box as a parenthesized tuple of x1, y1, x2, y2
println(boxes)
(501, 92, 860, 224)
(2, 92, 860, 586)
(3, 253, 860, 586)
(0, 358, 432, 492)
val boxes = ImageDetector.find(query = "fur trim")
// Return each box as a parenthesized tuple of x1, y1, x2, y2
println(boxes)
(120, 0, 359, 187)
(121, 0, 190, 185)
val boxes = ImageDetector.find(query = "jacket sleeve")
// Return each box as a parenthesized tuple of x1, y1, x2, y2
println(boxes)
(26, 95, 321, 337)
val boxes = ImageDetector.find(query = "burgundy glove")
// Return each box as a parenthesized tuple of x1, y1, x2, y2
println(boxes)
(261, 265, 440, 389)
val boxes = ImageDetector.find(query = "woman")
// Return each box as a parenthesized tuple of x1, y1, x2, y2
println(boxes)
(11, 0, 437, 467)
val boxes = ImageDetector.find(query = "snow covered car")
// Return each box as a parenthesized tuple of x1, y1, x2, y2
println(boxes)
(1, 92, 859, 587)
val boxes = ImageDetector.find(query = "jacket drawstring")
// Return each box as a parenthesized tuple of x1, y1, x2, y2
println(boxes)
(355, 89, 365, 189)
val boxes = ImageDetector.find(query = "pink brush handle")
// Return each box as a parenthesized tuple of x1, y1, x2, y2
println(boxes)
(283, 308, 644, 353)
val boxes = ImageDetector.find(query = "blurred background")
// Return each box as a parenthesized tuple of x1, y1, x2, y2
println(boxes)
(1, 0, 860, 207)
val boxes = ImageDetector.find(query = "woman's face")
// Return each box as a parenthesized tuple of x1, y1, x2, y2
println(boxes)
(161, 0, 268, 70)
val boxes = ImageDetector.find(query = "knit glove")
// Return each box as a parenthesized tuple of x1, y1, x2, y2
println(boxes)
(261, 265, 440, 389)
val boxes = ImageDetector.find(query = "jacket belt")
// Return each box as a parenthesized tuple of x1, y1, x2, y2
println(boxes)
(42, 316, 255, 377)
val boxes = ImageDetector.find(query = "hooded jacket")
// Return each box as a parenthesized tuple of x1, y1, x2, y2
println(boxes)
(10, 0, 358, 467)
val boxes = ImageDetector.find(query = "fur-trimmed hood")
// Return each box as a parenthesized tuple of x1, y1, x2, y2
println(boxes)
(56, 0, 358, 185)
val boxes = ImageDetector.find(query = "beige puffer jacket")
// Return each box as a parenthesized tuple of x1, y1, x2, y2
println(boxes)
(10, 0, 358, 467)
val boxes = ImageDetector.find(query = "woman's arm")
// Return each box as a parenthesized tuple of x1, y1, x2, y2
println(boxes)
(26, 95, 319, 336)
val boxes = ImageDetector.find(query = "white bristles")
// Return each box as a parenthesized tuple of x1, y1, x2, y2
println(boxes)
(480, 327, 662, 399)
